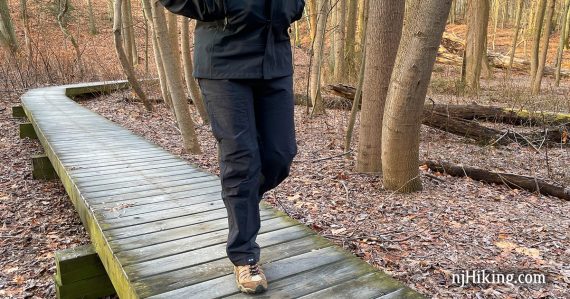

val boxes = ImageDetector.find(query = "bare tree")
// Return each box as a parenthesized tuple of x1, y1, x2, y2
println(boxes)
(86, 0, 97, 34)
(333, 0, 346, 82)
(507, 0, 524, 78)
(57, 0, 84, 76)
(150, 1, 201, 153)
(113, 0, 152, 111)
(555, 0, 570, 85)
(530, 0, 547, 80)
(356, 0, 404, 173)
(309, 0, 330, 116)
(531, 0, 556, 95)
(381, 0, 452, 193)
(181, 18, 209, 124)
(0, 0, 18, 52)
(464, 0, 490, 92)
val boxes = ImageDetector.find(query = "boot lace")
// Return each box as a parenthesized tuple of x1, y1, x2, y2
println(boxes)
(248, 263, 260, 276)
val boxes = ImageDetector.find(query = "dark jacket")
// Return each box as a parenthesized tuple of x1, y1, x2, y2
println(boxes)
(159, 0, 305, 79)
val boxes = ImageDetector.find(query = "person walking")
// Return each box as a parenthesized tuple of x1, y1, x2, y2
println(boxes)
(159, 0, 305, 294)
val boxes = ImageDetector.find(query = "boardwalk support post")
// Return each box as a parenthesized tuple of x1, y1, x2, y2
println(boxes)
(19, 123, 37, 139)
(32, 155, 58, 180)
(12, 106, 26, 118)
(54, 245, 116, 299)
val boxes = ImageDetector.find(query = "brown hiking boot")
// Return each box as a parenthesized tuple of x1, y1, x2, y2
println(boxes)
(234, 263, 268, 294)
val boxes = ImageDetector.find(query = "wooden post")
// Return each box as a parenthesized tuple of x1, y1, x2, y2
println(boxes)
(32, 155, 58, 180)
(54, 245, 115, 299)
(12, 106, 25, 118)
(19, 123, 37, 139)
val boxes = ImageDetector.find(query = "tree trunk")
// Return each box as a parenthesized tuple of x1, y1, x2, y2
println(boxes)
(19, 0, 32, 57)
(57, 0, 84, 76)
(181, 18, 209, 124)
(113, 0, 152, 111)
(0, 0, 18, 52)
(531, 0, 547, 80)
(345, 0, 369, 152)
(345, 0, 359, 76)
(308, 0, 317, 40)
(423, 161, 570, 200)
(87, 0, 98, 34)
(309, 0, 329, 116)
(555, 0, 570, 85)
(464, 0, 490, 91)
(381, 0, 451, 193)
(531, 0, 555, 95)
(150, 0, 201, 154)
(333, 0, 346, 82)
(356, 0, 404, 173)
(507, 0, 524, 78)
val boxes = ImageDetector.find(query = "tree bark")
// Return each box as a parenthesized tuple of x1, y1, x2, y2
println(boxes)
(0, 0, 17, 52)
(333, 0, 346, 82)
(113, 0, 152, 111)
(19, 0, 32, 57)
(381, 0, 452, 193)
(345, 0, 359, 75)
(181, 18, 209, 124)
(555, 0, 570, 85)
(531, 0, 555, 95)
(507, 0, 524, 78)
(530, 0, 547, 80)
(464, 0, 490, 91)
(141, 0, 173, 109)
(355, 0, 404, 173)
(151, 0, 201, 154)
(87, 0, 98, 34)
(57, 0, 84, 76)
(423, 160, 570, 200)
(308, 0, 317, 40)
(309, 0, 329, 116)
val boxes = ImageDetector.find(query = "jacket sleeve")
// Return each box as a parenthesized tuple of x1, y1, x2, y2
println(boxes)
(158, 0, 225, 22)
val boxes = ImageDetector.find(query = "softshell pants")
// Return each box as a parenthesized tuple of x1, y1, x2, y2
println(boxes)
(198, 75, 297, 266)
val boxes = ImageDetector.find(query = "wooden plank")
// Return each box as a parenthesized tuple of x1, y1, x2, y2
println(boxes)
(32, 154, 58, 180)
(55, 244, 106, 284)
(71, 160, 189, 178)
(143, 244, 342, 298)
(80, 170, 204, 193)
(62, 153, 176, 169)
(93, 190, 221, 219)
(68, 157, 186, 175)
(108, 213, 278, 252)
(103, 207, 271, 240)
(55, 273, 116, 299)
(114, 216, 296, 264)
(225, 259, 369, 298)
(12, 105, 26, 118)
(19, 122, 37, 139)
(297, 273, 406, 299)
(138, 237, 332, 298)
(121, 224, 310, 278)
(76, 165, 193, 187)
(84, 174, 217, 199)
(85, 179, 220, 203)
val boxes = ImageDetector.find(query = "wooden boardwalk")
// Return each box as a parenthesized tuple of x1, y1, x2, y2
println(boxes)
(20, 81, 425, 298)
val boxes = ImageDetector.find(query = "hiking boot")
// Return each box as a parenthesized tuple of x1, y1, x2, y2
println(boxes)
(234, 263, 268, 294)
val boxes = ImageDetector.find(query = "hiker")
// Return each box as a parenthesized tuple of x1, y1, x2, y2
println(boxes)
(158, 0, 305, 294)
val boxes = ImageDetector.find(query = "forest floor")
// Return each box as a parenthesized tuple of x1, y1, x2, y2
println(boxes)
(1, 1, 570, 298)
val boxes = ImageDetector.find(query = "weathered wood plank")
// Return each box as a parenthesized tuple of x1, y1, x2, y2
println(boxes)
(76, 165, 193, 187)
(71, 160, 189, 178)
(80, 170, 204, 193)
(139, 237, 333, 298)
(55, 244, 106, 284)
(297, 273, 405, 299)
(12, 105, 26, 118)
(32, 154, 58, 180)
(19, 122, 37, 139)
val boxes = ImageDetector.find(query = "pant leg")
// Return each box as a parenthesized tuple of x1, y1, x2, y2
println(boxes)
(253, 75, 298, 199)
(198, 78, 262, 266)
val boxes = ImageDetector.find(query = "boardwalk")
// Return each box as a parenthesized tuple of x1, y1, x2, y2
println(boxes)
(20, 81, 424, 298)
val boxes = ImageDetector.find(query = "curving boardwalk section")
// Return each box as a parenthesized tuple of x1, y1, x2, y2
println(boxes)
(20, 81, 424, 298)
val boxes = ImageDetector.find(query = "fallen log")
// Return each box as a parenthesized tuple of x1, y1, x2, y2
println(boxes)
(437, 33, 570, 78)
(330, 84, 570, 126)
(328, 84, 568, 146)
(422, 160, 570, 201)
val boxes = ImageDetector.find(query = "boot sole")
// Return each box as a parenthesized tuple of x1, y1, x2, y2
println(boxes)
(235, 276, 267, 294)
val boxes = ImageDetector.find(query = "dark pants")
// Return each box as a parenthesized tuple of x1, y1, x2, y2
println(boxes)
(198, 75, 297, 266)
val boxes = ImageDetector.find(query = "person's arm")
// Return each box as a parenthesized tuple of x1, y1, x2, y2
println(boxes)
(158, 0, 225, 22)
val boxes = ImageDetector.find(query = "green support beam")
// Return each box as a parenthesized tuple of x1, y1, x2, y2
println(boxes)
(55, 245, 116, 299)
(19, 123, 37, 139)
(32, 155, 58, 180)
(12, 106, 26, 118)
